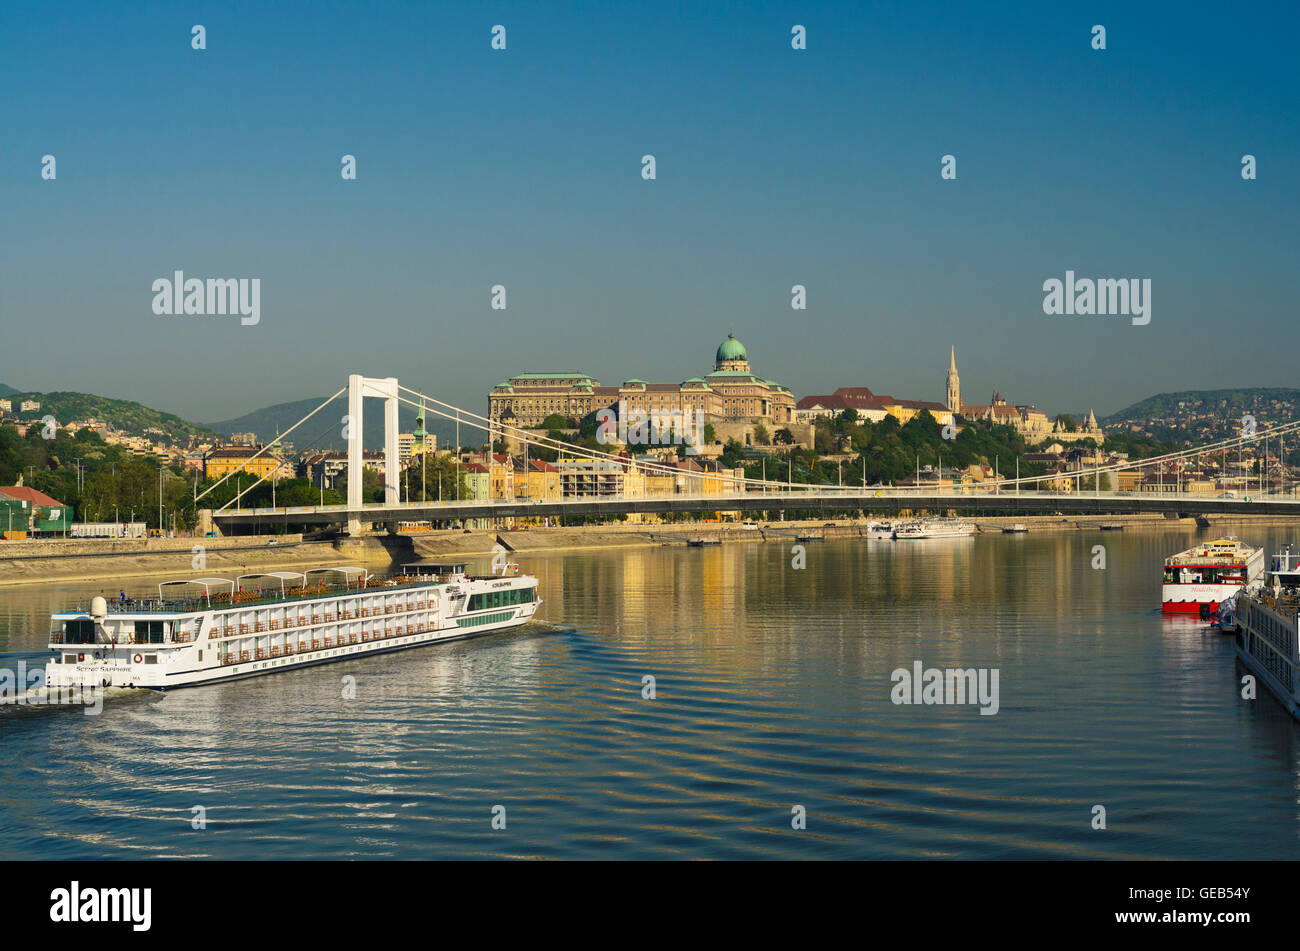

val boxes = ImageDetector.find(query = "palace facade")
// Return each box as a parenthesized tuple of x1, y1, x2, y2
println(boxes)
(488, 334, 798, 431)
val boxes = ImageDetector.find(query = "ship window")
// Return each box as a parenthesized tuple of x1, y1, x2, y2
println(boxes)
(64, 620, 96, 644)
(144, 655, 158, 665)
(63, 653, 77, 664)
(134, 620, 165, 644)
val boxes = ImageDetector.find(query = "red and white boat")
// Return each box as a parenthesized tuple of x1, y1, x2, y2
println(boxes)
(1161, 538, 1263, 614)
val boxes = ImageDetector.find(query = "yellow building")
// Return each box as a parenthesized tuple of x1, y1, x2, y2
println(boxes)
(204, 446, 292, 481)
(519, 459, 562, 502)
(884, 400, 955, 427)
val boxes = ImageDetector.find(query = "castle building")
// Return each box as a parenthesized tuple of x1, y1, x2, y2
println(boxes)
(948, 348, 1103, 445)
(488, 333, 798, 431)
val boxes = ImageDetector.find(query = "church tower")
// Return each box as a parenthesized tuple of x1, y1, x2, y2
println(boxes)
(945, 346, 961, 414)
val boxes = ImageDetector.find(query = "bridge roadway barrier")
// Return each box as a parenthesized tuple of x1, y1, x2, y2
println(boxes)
(209, 491, 1300, 530)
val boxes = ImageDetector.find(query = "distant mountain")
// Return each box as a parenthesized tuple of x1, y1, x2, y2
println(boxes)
(0, 383, 20, 397)
(207, 398, 475, 452)
(1100, 388, 1300, 444)
(1, 389, 214, 440)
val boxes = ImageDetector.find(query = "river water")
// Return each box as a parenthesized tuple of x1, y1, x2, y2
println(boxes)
(2, 522, 1299, 859)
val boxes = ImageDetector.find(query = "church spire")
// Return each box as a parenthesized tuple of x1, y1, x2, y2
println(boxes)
(945, 346, 961, 414)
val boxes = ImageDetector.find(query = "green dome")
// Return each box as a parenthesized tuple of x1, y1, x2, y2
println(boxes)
(716, 333, 747, 363)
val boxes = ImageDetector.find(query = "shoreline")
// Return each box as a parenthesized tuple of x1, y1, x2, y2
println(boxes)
(0, 513, 1291, 588)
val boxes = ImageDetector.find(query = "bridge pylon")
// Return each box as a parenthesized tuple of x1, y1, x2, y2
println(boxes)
(347, 374, 401, 535)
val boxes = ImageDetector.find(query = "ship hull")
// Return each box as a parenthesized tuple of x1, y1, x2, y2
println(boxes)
(1161, 583, 1245, 613)
(1234, 643, 1300, 720)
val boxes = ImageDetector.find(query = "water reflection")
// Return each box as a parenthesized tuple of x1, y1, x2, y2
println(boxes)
(2, 521, 1300, 858)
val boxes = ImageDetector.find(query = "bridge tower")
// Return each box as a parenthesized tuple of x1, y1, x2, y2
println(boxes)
(346, 374, 401, 535)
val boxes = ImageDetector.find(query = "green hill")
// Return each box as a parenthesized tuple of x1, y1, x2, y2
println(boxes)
(0, 389, 214, 441)
(1101, 387, 1300, 444)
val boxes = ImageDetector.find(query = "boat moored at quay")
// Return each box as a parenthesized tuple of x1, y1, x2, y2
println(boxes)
(43, 563, 541, 692)
(1161, 538, 1263, 614)
(893, 517, 975, 539)
(1232, 548, 1300, 719)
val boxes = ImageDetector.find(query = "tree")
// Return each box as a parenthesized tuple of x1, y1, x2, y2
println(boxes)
(538, 413, 567, 431)
(773, 428, 795, 445)
(753, 423, 770, 446)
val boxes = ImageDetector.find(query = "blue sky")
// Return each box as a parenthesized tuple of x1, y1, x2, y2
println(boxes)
(1, 0, 1296, 424)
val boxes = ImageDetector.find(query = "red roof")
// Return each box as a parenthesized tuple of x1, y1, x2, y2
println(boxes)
(0, 486, 65, 507)
(796, 386, 896, 411)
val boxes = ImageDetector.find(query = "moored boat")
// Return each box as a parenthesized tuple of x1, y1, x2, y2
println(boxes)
(894, 517, 974, 539)
(1162, 538, 1263, 614)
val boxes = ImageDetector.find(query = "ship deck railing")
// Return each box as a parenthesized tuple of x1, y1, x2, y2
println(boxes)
(218, 621, 443, 664)
(62, 576, 476, 617)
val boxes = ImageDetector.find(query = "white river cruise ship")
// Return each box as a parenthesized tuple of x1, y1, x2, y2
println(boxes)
(1232, 548, 1300, 719)
(44, 562, 540, 692)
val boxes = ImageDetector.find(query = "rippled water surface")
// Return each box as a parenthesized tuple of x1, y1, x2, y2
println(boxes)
(3, 523, 1300, 859)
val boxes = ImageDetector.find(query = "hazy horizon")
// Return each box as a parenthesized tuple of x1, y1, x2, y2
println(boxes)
(3, 0, 1296, 424)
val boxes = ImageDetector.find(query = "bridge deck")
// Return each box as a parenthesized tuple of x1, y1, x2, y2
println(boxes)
(209, 490, 1300, 526)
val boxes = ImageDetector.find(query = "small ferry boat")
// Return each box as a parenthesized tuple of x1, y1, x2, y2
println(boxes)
(865, 521, 896, 540)
(1232, 548, 1300, 719)
(894, 517, 974, 539)
(1002, 524, 1028, 534)
(42, 562, 540, 692)
(1161, 538, 1263, 614)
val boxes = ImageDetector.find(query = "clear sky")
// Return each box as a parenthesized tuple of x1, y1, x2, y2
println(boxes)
(2, 0, 1295, 424)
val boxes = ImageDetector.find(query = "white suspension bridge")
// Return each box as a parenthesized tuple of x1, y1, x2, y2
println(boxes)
(196, 374, 1300, 535)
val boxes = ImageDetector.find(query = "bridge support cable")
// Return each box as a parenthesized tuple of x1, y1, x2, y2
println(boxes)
(204, 387, 347, 511)
(395, 385, 1300, 500)
(392, 386, 804, 496)
(983, 419, 1300, 494)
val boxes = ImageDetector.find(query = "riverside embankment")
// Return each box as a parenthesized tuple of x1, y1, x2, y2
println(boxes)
(0, 513, 1287, 588)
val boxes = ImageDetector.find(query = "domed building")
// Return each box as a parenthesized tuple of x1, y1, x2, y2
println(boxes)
(488, 333, 799, 437)
(714, 333, 750, 372)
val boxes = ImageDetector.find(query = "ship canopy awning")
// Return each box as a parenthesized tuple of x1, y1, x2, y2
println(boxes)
(303, 566, 369, 586)
(159, 577, 237, 602)
(403, 561, 467, 575)
(235, 571, 305, 596)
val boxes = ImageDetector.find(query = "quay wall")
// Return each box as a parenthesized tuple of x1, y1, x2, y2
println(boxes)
(0, 514, 1292, 589)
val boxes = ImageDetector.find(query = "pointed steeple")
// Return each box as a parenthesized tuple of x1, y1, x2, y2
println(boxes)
(945, 346, 961, 414)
